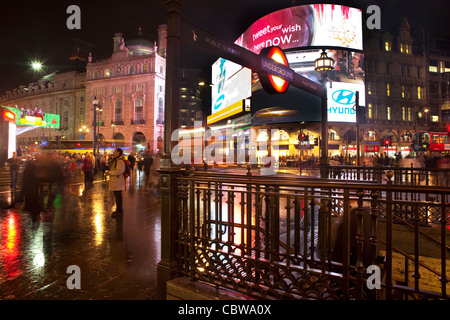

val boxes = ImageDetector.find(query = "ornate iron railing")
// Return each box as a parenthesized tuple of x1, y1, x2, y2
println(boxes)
(328, 164, 450, 187)
(174, 169, 450, 300)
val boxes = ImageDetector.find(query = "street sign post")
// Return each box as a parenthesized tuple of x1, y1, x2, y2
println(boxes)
(180, 19, 324, 97)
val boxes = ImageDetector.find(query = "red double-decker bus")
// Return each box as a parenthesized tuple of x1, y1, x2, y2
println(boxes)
(411, 131, 450, 156)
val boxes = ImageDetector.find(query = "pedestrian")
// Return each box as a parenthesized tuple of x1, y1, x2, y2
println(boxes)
(105, 148, 126, 217)
(142, 150, 153, 190)
(69, 158, 78, 179)
(7, 151, 22, 191)
(81, 153, 93, 187)
(128, 152, 136, 175)
(149, 151, 161, 189)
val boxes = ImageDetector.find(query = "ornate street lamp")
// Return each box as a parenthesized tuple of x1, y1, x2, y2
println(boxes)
(79, 125, 89, 140)
(314, 49, 334, 178)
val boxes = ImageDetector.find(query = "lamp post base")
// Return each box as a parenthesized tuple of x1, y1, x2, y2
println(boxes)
(319, 156, 329, 179)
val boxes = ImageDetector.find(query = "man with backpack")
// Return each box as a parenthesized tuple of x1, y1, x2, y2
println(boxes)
(105, 148, 126, 217)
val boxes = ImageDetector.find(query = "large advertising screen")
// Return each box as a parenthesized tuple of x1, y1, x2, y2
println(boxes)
(235, 4, 365, 124)
(5, 106, 60, 129)
(209, 58, 252, 124)
(235, 4, 363, 53)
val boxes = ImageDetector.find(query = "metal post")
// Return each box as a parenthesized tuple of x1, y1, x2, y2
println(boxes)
(320, 79, 328, 178)
(355, 91, 361, 166)
(157, 0, 185, 300)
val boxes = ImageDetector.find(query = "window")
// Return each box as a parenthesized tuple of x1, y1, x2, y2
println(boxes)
(143, 64, 148, 73)
(429, 59, 438, 73)
(134, 97, 143, 120)
(385, 41, 392, 52)
(417, 86, 423, 100)
(116, 86, 122, 94)
(158, 98, 164, 124)
(364, 131, 377, 141)
(387, 106, 391, 120)
(386, 83, 390, 97)
(135, 84, 142, 92)
(368, 103, 373, 119)
(115, 99, 123, 122)
(63, 110, 69, 130)
(402, 106, 406, 121)
(399, 43, 404, 53)
(401, 85, 405, 98)
(407, 107, 411, 121)
(328, 129, 339, 141)
(130, 66, 134, 74)
(105, 69, 110, 77)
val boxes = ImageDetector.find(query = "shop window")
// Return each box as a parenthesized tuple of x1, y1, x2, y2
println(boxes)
(364, 131, 377, 141)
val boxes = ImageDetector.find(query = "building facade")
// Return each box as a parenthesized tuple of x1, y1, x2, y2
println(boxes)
(84, 26, 167, 154)
(0, 70, 86, 147)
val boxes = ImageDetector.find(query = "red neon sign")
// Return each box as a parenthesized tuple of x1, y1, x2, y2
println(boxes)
(4, 110, 15, 123)
(258, 46, 291, 94)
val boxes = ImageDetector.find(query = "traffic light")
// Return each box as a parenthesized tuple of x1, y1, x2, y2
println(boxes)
(357, 106, 366, 124)
(299, 132, 306, 141)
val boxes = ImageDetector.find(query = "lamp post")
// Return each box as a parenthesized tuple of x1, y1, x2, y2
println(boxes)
(315, 49, 334, 178)
(111, 124, 116, 148)
(92, 97, 99, 157)
(79, 125, 89, 140)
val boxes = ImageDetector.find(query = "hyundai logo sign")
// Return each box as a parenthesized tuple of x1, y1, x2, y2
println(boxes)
(331, 89, 356, 105)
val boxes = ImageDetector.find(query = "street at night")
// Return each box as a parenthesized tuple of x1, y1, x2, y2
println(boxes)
(0, 0, 449, 312)
(0, 170, 160, 300)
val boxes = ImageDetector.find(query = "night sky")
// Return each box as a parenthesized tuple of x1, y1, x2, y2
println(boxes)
(0, 0, 449, 92)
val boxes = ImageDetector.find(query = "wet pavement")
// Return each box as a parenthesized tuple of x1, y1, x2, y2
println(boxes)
(0, 171, 161, 300)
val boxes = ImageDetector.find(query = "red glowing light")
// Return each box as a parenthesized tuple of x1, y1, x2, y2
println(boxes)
(267, 47, 289, 93)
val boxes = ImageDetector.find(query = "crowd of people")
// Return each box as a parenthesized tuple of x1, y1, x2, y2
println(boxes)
(5, 148, 162, 219)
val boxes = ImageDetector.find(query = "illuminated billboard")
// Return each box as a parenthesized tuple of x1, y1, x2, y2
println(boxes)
(5, 106, 60, 129)
(327, 82, 365, 123)
(210, 58, 252, 124)
(235, 4, 365, 124)
(235, 4, 363, 53)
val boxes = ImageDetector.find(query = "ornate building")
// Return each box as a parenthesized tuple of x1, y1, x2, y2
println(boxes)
(362, 18, 429, 158)
(84, 25, 167, 154)
(0, 70, 86, 146)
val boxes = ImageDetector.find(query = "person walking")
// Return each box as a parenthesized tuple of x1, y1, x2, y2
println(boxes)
(105, 148, 126, 217)
(142, 150, 153, 190)
(7, 152, 21, 191)
(81, 153, 93, 188)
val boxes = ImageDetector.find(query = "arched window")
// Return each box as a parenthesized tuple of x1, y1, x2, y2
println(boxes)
(134, 97, 143, 121)
(328, 129, 340, 141)
(364, 130, 377, 141)
(115, 99, 123, 123)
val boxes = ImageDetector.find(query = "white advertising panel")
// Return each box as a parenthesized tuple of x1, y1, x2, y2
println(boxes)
(211, 58, 252, 120)
(327, 82, 365, 123)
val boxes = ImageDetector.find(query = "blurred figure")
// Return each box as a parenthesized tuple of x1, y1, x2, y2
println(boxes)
(69, 158, 78, 179)
(143, 150, 153, 190)
(148, 151, 161, 189)
(82, 153, 94, 188)
(7, 152, 21, 191)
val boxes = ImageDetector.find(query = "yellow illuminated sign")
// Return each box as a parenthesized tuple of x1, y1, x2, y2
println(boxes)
(207, 100, 244, 125)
